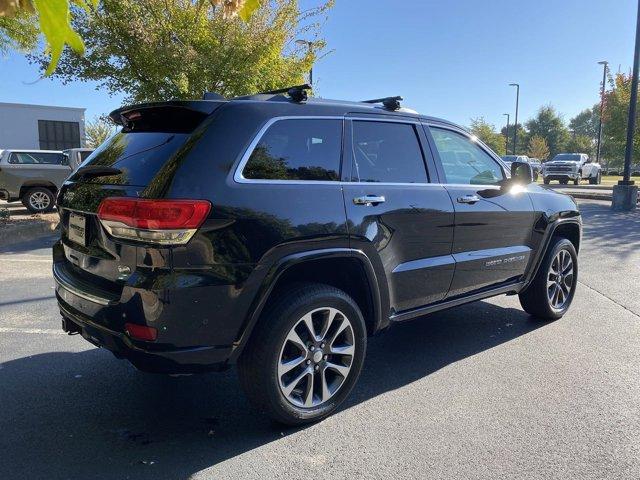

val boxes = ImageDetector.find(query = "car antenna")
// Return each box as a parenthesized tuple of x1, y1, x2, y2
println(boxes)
(260, 84, 311, 103)
(361, 96, 403, 111)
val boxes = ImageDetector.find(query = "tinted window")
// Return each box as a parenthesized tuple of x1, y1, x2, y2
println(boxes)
(243, 119, 342, 181)
(430, 128, 504, 185)
(9, 152, 65, 165)
(75, 132, 191, 186)
(351, 121, 427, 183)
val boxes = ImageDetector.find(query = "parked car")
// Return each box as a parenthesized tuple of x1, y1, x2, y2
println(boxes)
(62, 148, 94, 171)
(0, 149, 66, 213)
(501, 154, 530, 166)
(528, 158, 542, 180)
(53, 88, 581, 425)
(502, 156, 540, 181)
(542, 153, 602, 185)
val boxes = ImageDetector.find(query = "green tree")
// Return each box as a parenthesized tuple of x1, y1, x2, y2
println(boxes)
(600, 72, 639, 168)
(30, 0, 332, 103)
(565, 134, 594, 156)
(527, 135, 550, 160)
(85, 115, 115, 148)
(500, 123, 528, 155)
(0, 10, 38, 54)
(469, 117, 506, 155)
(1, 0, 261, 74)
(525, 105, 570, 159)
(569, 106, 599, 139)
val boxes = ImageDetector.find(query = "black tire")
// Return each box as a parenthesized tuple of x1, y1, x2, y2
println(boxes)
(560, 179, 568, 185)
(22, 187, 55, 213)
(519, 237, 578, 320)
(589, 176, 596, 185)
(238, 283, 367, 426)
(573, 178, 580, 185)
(543, 177, 550, 185)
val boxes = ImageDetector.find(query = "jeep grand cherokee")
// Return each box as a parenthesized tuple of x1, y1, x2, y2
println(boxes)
(53, 86, 581, 425)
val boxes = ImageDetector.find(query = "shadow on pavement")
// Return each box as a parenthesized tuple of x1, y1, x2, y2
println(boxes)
(579, 201, 640, 259)
(0, 300, 544, 480)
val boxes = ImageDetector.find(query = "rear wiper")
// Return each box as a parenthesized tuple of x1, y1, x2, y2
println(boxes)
(74, 165, 122, 178)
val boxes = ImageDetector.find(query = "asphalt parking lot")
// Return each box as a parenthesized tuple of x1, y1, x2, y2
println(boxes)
(1, 199, 639, 480)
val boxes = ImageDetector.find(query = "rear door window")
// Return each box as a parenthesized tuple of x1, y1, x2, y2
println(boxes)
(350, 121, 428, 183)
(242, 118, 342, 181)
(9, 152, 65, 165)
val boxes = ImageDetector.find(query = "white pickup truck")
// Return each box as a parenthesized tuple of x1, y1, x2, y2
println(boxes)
(542, 153, 602, 185)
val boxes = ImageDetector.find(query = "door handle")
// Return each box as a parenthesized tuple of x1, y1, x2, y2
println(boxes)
(353, 195, 386, 206)
(457, 194, 480, 204)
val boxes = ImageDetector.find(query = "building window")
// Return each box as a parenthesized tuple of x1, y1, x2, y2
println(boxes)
(38, 120, 81, 150)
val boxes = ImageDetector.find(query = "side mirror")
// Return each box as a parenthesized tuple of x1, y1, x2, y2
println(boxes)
(510, 161, 533, 183)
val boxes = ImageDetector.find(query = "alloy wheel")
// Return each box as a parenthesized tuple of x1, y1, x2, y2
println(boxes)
(547, 249, 574, 310)
(29, 191, 50, 211)
(277, 307, 355, 408)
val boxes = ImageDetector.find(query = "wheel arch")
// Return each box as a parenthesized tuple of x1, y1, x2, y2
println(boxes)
(229, 249, 383, 363)
(523, 218, 581, 289)
(19, 182, 58, 199)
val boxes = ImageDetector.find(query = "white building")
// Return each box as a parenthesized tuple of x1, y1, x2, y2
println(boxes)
(0, 102, 86, 150)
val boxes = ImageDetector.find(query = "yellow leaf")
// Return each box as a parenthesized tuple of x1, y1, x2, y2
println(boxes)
(238, 0, 260, 22)
(33, 0, 85, 75)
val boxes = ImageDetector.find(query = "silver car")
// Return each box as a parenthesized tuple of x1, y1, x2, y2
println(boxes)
(0, 149, 92, 213)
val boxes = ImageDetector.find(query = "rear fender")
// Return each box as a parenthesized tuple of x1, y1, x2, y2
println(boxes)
(228, 248, 382, 362)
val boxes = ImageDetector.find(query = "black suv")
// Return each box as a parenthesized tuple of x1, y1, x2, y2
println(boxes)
(53, 87, 581, 425)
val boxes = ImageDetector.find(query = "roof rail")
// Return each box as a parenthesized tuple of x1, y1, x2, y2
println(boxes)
(361, 96, 403, 111)
(260, 84, 311, 103)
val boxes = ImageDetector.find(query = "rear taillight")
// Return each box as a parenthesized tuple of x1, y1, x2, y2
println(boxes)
(97, 197, 211, 245)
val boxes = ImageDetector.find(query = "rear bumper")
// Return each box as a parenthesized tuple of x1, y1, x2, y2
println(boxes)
(57, 299, 234, 373)
(53, 260, 237, 373)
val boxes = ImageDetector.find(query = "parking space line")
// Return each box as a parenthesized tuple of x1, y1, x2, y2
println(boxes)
(0, 327, 65, 335)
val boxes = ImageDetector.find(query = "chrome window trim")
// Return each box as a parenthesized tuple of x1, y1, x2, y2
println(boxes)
(232, 116, 508, 188)
(233, 116, 344, 184)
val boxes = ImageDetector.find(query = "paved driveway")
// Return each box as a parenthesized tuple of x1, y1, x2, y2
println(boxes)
(0, 200, 638, 479)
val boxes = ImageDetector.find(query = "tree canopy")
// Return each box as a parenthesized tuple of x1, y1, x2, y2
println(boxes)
(29, 0, 332, 103)
(527, 135, 549, 160)
(525, 106, 570, 159)
(469, 117, 506, 156)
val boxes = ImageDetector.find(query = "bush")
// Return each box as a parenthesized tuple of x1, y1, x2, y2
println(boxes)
(607, 171, 619, 176)
(632, 171, 640, 177)
(0, 207, 9, 223)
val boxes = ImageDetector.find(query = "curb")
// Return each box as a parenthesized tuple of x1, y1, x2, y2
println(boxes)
(0, 220, 59, 247)
(568, 193, 612, 201)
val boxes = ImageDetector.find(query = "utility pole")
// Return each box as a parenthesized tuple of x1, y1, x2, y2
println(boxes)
(596, 61, 608, 164)
(503, 113, 510, 155)
(612, 0, 639, 210)
(509, 83, 520, 155)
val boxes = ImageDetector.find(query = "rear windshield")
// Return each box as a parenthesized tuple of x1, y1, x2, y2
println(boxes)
(74, 131, 191, 186)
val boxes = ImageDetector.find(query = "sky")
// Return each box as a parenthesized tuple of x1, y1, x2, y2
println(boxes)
(0, 0, 637, 130)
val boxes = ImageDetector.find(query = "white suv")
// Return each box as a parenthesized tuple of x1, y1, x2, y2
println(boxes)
(543, 153, 602, 185)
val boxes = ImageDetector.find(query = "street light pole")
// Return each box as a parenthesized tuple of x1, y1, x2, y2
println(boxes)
(612, 0, 639, 210)
(295, 39, 314, 86)
(596, 61, 608, 164)
(509, 83, 520, 155)
(503, 113, 510, 154)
